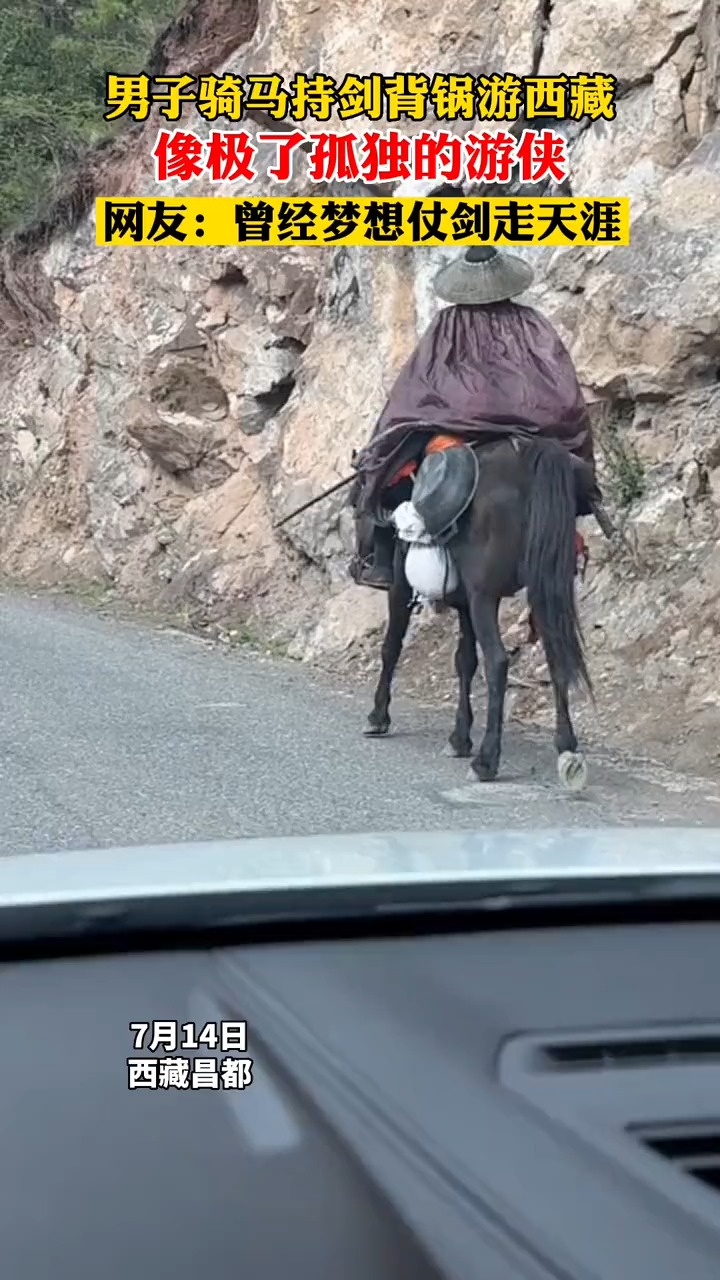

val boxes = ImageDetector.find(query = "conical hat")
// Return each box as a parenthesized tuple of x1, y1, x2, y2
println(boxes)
(433, 245, 534, 305)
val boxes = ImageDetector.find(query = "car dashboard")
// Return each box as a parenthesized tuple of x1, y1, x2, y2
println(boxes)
(2, 894, 720, 1279)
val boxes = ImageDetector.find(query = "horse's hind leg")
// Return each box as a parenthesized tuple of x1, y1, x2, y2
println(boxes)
(552, 674, 577, 756)
(447, 605, 477, 758)
(365, 562, 413, 737)
(550, 674, 588, 792)
(468, 593, 507, 782)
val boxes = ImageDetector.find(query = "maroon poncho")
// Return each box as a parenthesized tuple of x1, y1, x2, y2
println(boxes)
(355, 301, 596, 497)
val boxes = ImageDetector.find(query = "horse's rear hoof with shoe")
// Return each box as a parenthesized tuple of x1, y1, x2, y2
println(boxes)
(557, 750, 588, 793)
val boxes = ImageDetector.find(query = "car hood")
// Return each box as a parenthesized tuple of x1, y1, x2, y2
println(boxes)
(0, 826, 719, 909)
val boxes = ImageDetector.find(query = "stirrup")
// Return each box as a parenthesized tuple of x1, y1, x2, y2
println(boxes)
(349, 555, 393, 591)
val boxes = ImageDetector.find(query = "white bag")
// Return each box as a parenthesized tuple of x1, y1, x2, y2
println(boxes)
(392, 500, 430, 544)
(391, 500, 459, 601)
(405, 543, 458, 600)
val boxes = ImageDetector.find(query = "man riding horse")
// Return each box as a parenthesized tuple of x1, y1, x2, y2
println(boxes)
(348, 244, 602, 593)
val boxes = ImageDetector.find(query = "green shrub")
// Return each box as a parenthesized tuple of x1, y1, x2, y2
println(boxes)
(0, 0, 180, 235)
(598, 416, 646, 508)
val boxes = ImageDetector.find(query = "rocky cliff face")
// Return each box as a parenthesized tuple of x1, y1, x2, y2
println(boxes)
(1, 0, 720, 775)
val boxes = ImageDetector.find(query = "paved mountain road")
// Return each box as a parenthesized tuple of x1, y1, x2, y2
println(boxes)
(2, 590, 719, 857)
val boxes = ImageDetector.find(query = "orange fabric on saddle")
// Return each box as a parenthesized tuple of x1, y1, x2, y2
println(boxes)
(390, 459, 417, 484)
(389, 432, 463, 486)
(424, 433, 463, 455)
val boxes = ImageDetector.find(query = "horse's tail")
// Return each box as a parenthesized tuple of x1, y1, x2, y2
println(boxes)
(522, 439, 592, 696)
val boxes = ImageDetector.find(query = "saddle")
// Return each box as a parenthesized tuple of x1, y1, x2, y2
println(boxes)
(349, 431, 604, 593)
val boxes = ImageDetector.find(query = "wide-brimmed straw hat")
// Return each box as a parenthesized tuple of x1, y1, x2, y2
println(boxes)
(433, 245, 534, 305)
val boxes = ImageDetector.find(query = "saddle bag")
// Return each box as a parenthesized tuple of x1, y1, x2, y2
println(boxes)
(391, 500, 459, 602)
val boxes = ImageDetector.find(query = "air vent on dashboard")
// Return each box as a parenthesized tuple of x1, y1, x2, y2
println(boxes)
(538, 1034, 720, 1071)
(631, 1124, 720, 1194)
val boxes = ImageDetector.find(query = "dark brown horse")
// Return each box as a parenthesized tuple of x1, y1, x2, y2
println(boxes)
(357, 435, 592, 790)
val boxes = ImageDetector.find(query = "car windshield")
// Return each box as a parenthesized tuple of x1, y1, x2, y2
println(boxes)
(1, 0, 720, 889)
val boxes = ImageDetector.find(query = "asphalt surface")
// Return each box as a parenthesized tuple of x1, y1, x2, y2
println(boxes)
(2, 589, 720, 856)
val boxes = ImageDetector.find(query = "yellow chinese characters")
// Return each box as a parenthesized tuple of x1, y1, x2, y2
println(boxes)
(96, 195, 630, 248)
(103, 71, 618, 125)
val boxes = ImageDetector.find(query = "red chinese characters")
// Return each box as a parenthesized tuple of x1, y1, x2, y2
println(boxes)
(151, 127, 569, 187)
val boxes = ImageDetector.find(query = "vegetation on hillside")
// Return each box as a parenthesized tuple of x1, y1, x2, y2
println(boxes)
(0, 0, 180, 236)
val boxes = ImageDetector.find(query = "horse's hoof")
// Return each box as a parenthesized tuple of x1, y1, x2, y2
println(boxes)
(558, 750, 588, 793)
(467, 760, 498, 783)
(444, 740, 472, 759)
(364, 721, 390, 737)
